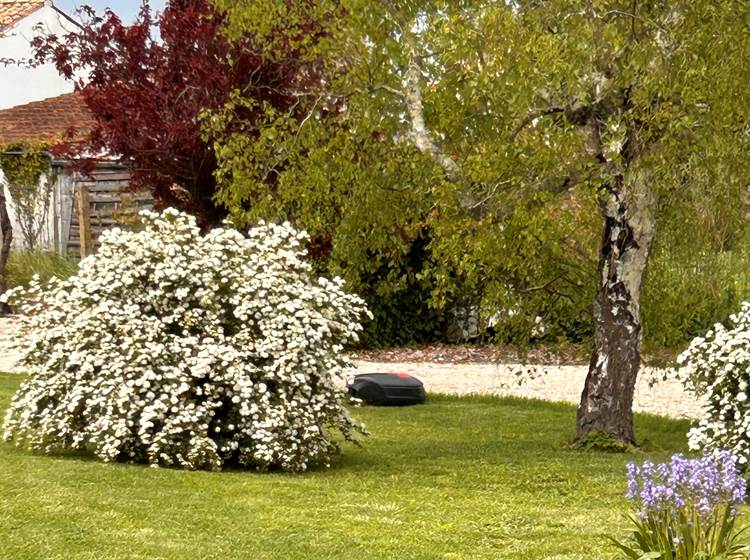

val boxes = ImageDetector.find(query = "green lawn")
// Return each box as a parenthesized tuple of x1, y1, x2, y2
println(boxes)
(0, 372, 691, 560)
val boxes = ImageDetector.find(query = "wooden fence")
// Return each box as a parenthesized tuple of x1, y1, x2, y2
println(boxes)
(70, 168, 152, 258)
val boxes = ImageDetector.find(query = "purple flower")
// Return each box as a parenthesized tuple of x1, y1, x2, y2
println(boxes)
(625, 451, 746, 519)
(626, 461, 639, 499)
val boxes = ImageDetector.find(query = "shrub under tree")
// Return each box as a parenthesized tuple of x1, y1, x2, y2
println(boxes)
(1, 209, 368, 471)
(677, 301, 750, 468)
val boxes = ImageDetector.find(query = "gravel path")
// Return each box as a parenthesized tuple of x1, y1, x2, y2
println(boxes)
(352, 361, 702, 420)
(0, 318, 702, 420)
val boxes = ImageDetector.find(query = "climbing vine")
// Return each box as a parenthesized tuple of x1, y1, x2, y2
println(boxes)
(0, 142, 55, 249)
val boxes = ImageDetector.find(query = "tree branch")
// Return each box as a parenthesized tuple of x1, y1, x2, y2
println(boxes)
(510, 107, 566, 139)
(601, 9, 667, 33)
(519, 272, 566, 294)
(402, 47, 462, 183)
(400, 39, 488, 216)
(371, 83, 405, 98)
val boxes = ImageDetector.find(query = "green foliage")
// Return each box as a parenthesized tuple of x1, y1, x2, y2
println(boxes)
(209, 1, 603, 347)
(6, 251, 77, 289)
(359, 286, 443, 347)
(0, 142, 55, 249)
(211, 0, 750, 350)
(643, 249, 750, 351)
(356, 232, 445, 346)
(206, 90, 447, 346)
(611, 509, 750, 560)
(642, 163, 750, 350)
(0, 143, 51, 188)
(433, 188, 600, 346)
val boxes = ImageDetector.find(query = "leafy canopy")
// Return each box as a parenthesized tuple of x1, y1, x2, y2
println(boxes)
(34, 0, 318, 226)
(210, 0, 750, 347)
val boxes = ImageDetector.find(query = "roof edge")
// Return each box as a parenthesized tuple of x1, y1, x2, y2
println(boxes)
(0, 1, 45, 33)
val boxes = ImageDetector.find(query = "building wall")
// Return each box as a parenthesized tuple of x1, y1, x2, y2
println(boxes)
(0, 165, 74, 252)
(0, 4, 78, 111)
(0, 163, 151, 256)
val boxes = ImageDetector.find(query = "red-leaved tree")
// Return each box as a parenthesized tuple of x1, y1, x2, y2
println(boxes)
(33, 0, 317, 226)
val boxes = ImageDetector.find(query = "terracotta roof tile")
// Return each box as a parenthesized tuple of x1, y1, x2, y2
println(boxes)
(0, 1, 44, 32)
(0, 92, 94, 145)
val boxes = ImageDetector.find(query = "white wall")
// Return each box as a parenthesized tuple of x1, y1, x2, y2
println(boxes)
(0, 2, 80, 253)
(0, 166, 74, 253)
(0, 3, 78, 110)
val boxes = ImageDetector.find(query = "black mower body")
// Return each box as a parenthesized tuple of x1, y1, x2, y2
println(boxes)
(348, 373, 426, 406)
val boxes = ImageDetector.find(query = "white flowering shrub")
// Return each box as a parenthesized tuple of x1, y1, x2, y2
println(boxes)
(2, 209, 369, 471)
(676, 302, 750, 467)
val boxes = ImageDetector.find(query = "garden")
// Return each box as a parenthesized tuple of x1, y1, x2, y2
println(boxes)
(1, 0, 750, 559)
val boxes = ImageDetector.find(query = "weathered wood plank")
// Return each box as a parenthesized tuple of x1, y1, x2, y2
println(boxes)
(66, 169, 153, 259)
(75, 184, 93, 258)
(79, 183, 132, 193)
(88, 172, 132, 181)
(88, 194, 152, 204)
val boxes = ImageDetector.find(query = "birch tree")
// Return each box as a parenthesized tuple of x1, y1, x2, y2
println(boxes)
(213, 0, 750, 444)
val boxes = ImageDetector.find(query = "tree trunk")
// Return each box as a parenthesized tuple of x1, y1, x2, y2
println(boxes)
(576, 169, 655, 444)
(0, 185, 13, 315)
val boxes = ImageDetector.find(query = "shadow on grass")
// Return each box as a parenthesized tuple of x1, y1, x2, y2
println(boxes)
(0, 380, 691, 478)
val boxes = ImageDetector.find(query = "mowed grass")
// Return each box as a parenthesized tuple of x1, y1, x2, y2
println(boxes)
(0, 373, 691, 560)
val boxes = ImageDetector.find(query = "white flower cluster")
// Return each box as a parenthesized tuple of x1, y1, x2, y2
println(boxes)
(2, 209, 369, 471)
(676, 302, 750, 466)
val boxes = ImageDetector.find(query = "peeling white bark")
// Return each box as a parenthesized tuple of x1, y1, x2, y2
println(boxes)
(577, 166, 656, 443)
(401, 43, 482, 214)
(403, 52, 461, 183)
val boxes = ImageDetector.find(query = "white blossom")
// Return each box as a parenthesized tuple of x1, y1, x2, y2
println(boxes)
(2, 209, 369, 472)
(676, 301, 750, 465)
